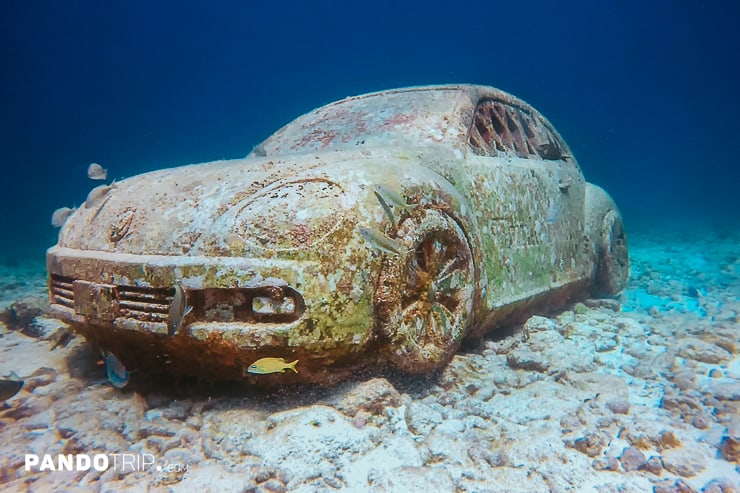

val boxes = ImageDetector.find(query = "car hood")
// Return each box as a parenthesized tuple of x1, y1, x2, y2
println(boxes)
(56, 155, 364, 259)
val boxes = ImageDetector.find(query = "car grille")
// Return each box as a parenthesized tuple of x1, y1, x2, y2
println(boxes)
(118, 285, 171, 321)
(49, 274, 304, 324)
(49, 276, 74, 309)
(50, 275, 170, 322)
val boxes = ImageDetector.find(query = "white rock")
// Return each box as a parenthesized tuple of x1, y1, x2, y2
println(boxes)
(368, 466, 455, 493)
(243, 405, 378, 486)
(175, 462, 255, 493)
(661, 446, 707, 477)
(341, 435, 423, 490)
(404, 401, 443, 436)
(677, 337, 732, 364)
(436, 417, 464, 435)
(524, 315, 556, 334)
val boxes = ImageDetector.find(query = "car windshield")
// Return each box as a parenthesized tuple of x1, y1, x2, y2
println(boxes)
(255, 88, 469, 156)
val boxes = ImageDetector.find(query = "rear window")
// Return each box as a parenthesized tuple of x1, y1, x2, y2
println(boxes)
(468, 99, 568, 161)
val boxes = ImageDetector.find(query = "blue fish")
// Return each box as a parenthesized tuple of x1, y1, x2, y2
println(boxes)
(104, 352, 130, 389)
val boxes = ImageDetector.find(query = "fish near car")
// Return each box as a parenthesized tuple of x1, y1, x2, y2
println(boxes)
(84, 184, 115, 209)
(103, 352, 129, 388)
(374, 184, 413, 212)
(359, 227, 404, 256)
(373, 183, 414, 228)
(87, 162, 107, 181)
(51, 207, 76, 228)
(247, 358, 299, 375)
(167, 283, 193, 336)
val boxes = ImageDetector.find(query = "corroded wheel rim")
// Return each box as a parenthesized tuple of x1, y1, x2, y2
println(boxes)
(375, 209, 475, 373)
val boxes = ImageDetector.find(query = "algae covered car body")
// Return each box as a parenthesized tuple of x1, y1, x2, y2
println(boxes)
(46, 85, 629, 384)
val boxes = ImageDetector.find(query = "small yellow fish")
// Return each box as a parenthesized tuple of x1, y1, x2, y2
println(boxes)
(247, 357, 299, 374)
(167, 282, 193, 336)
(359, 227, 403, 256)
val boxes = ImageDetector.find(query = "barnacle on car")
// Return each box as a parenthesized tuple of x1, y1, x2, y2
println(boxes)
(47, 84, 629, 384)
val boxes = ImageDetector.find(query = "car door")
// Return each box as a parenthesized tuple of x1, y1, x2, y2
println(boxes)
(461, 99, 584, 309)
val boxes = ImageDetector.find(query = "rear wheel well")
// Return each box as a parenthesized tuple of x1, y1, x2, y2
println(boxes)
(584, 185, 629, 295)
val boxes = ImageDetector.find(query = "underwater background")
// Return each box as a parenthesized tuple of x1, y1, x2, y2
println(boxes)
(1, 0, 739, 260)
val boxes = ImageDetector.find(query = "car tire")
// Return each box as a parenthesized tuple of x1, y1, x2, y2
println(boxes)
(594, 209, 629, 295)
(375, 209, 475, 373)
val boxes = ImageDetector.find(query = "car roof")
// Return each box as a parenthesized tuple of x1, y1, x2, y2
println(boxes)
(252, 84, 572, 163)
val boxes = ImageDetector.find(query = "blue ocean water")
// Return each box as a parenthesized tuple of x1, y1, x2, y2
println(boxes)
(1, 0, 738, 259)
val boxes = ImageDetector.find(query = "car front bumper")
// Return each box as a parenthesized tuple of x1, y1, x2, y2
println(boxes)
(46, 246, 375, 382)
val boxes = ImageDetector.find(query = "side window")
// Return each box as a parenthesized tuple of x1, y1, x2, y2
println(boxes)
(468, 99, 568, 161)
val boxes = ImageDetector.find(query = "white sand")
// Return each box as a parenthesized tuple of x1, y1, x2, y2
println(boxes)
(0, 227, 738, 492)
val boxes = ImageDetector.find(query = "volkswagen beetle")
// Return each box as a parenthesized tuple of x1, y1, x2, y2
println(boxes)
(47, 85, 629, 384)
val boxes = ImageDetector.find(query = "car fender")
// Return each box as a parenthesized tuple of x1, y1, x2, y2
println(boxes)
(325, 154, 488, 335)
(584, 184, 630, 295)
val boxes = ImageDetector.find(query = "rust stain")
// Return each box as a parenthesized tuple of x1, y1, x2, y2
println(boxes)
(109, 208, 135, 243)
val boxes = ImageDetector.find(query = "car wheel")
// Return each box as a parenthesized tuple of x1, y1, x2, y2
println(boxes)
(595, 210, 629, 295)
(375, 209, 475, 373)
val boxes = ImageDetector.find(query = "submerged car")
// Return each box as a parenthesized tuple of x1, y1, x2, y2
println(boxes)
(47, 84, 629, 384)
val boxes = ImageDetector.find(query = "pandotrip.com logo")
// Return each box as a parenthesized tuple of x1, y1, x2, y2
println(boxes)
(25, 453, 189, 474)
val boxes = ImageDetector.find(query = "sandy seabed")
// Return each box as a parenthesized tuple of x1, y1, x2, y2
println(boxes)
(0, 227, 738, 493)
